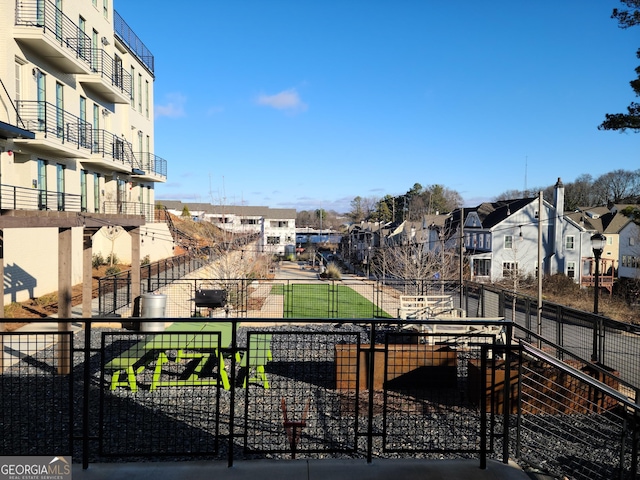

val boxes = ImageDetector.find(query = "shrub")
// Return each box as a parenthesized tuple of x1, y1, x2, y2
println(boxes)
(321, 262, 342, 280)
(105, 266, 121, 276)
(92, 253, 105, 268)
(141, 254, 151, 266)
(543, 273, 580, 296)
(106, 253, 119, 266)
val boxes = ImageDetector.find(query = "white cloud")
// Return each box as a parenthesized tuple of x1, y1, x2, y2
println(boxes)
(256, 88, 307, 113)
(155, 93, 187, 118)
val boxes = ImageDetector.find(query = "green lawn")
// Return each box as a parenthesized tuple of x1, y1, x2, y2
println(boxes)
(271, 283, 391, 318)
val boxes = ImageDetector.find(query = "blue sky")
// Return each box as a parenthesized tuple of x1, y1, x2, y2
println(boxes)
(115, 1, 639, 213)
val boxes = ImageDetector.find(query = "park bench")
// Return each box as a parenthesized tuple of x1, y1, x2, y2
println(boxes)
(398, 295, 465, 320)
(105, 341, 155, 392)
(238, 334, 272, 389)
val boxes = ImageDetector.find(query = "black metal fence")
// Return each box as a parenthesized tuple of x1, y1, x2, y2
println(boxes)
(99, 274, 640, 394)
(1, 317, 638, 480)
(466, 282, 640, 392)
(98, 252, 211, 316)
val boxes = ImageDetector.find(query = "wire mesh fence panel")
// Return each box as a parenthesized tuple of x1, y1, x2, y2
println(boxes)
(99, 331, 223, 457)
(482, 289, 501, 318)
(515, 347, 638, 480)
(601, 319, 640, 388)
(243, 329, 362, 457)
(381, 332, 488, 454)
(0, 332, 73, 456)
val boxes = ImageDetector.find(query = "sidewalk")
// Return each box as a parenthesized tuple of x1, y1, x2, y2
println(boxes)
(72, 458, 534, 480)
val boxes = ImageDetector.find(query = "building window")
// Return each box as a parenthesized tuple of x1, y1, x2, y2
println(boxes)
(130, 67, 135, 107)
(565, 236, 574, 250)
(145, 80, 149, 118)
(485, 235, 491, 250)
(502, 262, 518, 277)
(630, 238, 635, 246)
(504, 235, 513, 249)
(567, 261, 576, 279)
(473, 259, 491, 277)
(93, 173, 100, 212)
(241, 219, 259, 225)
(138, 74, 142, 111)
(91, 30, 98, 71)
(270, 221, 288, 228)
(267, 236, 280, 245)
(103, 0, 109, 19)
(15, 59, 23, 102)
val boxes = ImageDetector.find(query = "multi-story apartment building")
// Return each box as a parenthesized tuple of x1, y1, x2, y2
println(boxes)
(162, 201, 297, 257)
(0, 0, 168, 316)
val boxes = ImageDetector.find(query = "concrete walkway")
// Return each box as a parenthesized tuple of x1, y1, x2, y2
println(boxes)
(72, 458, 534, 480)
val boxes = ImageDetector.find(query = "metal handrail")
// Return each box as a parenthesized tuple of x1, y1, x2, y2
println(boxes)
(132, 152, 167, 178)
(15, 0, 92, 67)
(16, 100, 92, 150)
(90, 128, 140, 169)
(87, 48, 133, 97)
(0, 183, 82, 212)
(113, 10, 154, 74)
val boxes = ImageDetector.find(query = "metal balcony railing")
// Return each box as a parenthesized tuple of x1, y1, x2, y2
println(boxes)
(0, 183, 82, 212)
(103, 201, 155, 221)
(16, 100, 92, 151)
(91, 129, 142, 170)
(113, 10, 154, 74)
(15, 0, 92, 67)
(88, 48, 133, 97)
(133, 152, 167, 178)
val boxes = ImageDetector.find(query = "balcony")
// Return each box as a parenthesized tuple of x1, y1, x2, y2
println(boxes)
(14, 0, 92, 74)
(14, 101, 92, 158)
(0, 183, 81, 212)
(114, 10, 155, 75)
(132, 152, 167, 181)
(87, 129, 142, 174)
(78, 49, 132, 104)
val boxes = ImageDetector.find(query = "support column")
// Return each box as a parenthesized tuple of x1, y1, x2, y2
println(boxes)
(126, 226, 141, 306)
(82, 229, 98, 318)
(58, 227, 72, 375)
(0, 229, 4, 321)
(0, 229, 4, 373)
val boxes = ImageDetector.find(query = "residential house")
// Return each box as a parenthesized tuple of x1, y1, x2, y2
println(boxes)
(617, 215, 640, 281)
(565, 204, 635, 285)
(0, 0, 168, 315)
(162, 201, 296, 256)
(447, 179, 594, 284)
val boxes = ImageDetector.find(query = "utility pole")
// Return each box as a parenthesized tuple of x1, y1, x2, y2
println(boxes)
(459, 207, 464, 307)
(537, 191, 543, 348)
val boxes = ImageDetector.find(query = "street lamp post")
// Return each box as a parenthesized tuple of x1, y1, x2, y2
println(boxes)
(590, 232, 606, 362)
(591, 233, 606, 314)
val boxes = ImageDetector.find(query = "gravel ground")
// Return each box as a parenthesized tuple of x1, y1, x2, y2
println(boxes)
(1, 322, 636, 480)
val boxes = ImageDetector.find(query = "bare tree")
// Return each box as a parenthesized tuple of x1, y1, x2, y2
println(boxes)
(593, 169, 640, 203)
(372, 236, 457, 281)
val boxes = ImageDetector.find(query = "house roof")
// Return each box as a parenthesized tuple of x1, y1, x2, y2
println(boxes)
(157, 200, 295, 219)
(474, 198, 536, 229)
(565, 204, 635, 235)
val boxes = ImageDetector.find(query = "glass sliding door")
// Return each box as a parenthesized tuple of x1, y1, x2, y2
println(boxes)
(56, 164, 65, 211)
(37, 71, 46, 131)
(93, 173, 100, 212)
(80, 170, 87, 212)
(55, 82, 64, 139)
(37, 160, 48, 210)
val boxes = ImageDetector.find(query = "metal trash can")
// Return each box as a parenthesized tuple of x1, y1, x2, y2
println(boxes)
(140, 293, 167, 332)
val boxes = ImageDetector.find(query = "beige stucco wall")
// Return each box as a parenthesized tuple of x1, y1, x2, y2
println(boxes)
(91, 222, 175, 265)
(3, 227, 85, 304)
